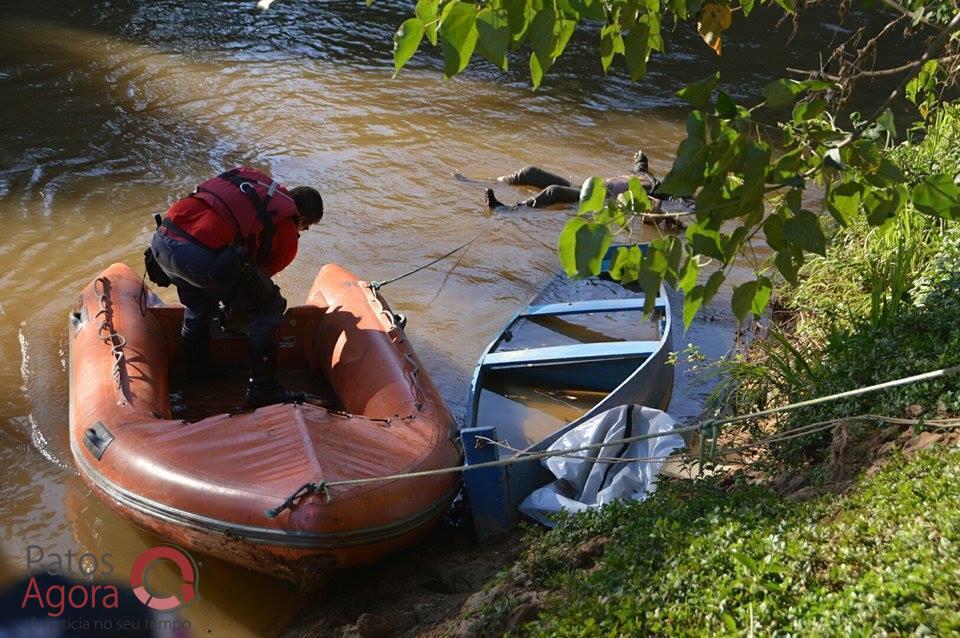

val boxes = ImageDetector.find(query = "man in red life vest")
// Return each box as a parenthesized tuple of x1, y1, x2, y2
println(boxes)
(147, 168, 324, 408)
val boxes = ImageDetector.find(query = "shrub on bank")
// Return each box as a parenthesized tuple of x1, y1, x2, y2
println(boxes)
(709, 107, 960, 466)
(489, 448, 960, 636)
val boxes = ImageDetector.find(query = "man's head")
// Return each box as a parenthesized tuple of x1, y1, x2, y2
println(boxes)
(632, 148, 649, 175)
(290, 186, 323, 231)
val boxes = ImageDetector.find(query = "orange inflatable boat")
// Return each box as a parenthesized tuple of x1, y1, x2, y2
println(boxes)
(68, 262, 461, 582)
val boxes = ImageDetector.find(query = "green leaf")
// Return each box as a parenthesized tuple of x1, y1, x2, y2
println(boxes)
(558, 217, 612, 278)
(784, 188, 802, 213)
(610, 245, 644, 284)
(792, 97, 828, 123)
(678, 256, 699, 293)
(732, 551, 759, 572)
(439, 2, 479, 78)
(826, 181, 862, 226)
(676, 72, 720, 108)
(684, 285, 703, 328)
(627, 177, 653, 212)
(670, 0, 688, 20)
(774, 249, 798, 284)
(703, 270, 724, 304)
(553, 18, 577, 59)
(716, 90, 737, 119)
(687, 221, 725, 261)
(599, 24, 624, 73)
(504, 0, 533, 44)
(654, 236, 684, 287)
(722, 613, 738, 632)
(529, 9, 557, 82)
(911, 174, 960, 220)
(705, 124, 743, 180)
(850, 139, 882, 172)
(731, 280, 757, 321)
(774, 0, 796, 13)
(752, 275, 773, 316)
(876, 107, 897, 138)
(476, 8, 510, 70)
(762, 78, 805, 108)
(863, 187, 904, 225)
(526, 10, 574, 87)
(579, 177, 607, 213)
(529, 52, 544, 88)
(569, 0, 606, 20)
(801, 78, 834, 91)
(875, 159, 905, 184)
(783, 210, 826, 256)
(906, 59, 939, 109)
(416, 0, 440, 45)
(769, 147, 806, 186)
(659, 112, 707, 196)
(393, 18, 426, 75)
(763, 214, 787, 251)
(739, 142, 771, 209)
(730, 277, 771, 321)
(722, 226, 749, 264)
(623, 22, 651, 81)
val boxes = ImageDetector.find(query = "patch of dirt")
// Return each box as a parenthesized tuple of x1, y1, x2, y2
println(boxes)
(282, 521, 523, 638)
(770, 422, 960, 502)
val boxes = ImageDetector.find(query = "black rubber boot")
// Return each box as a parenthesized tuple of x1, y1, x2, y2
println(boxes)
(182, 331, 210, 382)
(244, 340, 303, 409)
(485, 188, 529, 211)
(485, 188, 507, 209)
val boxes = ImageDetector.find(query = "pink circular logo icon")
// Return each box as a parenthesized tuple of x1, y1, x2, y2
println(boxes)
(130, 545, 198, 611)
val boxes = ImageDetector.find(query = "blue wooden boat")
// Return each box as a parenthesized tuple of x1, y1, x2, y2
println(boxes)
(461, 245, 674, 537)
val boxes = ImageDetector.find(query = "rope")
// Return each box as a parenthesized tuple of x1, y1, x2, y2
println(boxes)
(94, 277, 130, 404)
(262, 366, 960, 513)
(265, 481, 330, 518)
(476, 413, 851, 465)
(367, 231, 484, 290)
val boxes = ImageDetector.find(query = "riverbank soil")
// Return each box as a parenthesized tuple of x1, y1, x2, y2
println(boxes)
(284, 521, 522, 638)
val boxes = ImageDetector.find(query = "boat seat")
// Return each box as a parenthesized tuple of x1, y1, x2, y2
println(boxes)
(519, 297, 666, 318)
(481, 340, 661, 369)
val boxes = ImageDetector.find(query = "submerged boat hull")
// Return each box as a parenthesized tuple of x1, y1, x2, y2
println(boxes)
(69, 263, 461, 582)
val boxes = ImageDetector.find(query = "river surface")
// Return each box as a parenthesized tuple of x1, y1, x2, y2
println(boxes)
(0, 1, 865, 634)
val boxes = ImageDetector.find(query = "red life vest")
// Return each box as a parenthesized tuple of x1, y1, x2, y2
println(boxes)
(192, 167, 300, 263)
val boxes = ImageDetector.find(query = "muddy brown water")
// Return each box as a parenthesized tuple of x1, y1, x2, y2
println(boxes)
(0, 1, 866, 634)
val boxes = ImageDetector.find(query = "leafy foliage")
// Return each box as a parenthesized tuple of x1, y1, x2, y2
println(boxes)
(471, 448, 960, 636)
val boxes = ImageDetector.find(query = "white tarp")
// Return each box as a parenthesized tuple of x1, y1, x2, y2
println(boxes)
(519, 405, 684, 527)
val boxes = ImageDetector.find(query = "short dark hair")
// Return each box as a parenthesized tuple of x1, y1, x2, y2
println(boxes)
(290, 186, 323, 224)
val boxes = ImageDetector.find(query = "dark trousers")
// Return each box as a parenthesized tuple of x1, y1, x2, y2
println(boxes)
(149, 231, 286, 349)
(500, 166, 581, 208)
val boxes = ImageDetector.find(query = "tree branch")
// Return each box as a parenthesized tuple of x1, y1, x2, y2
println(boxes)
(786, 54, 960, 82)
(866, 10, 960, 124)
(880, 0, 936, 27)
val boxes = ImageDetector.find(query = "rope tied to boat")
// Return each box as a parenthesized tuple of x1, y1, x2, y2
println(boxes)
(367, 231, 483, 290)
(265, 481, 331, 518)
(261, 365, 960, 515)
(94, 277, 129, 403)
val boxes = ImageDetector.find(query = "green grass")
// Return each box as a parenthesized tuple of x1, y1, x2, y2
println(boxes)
(487, 447, 960, 636)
